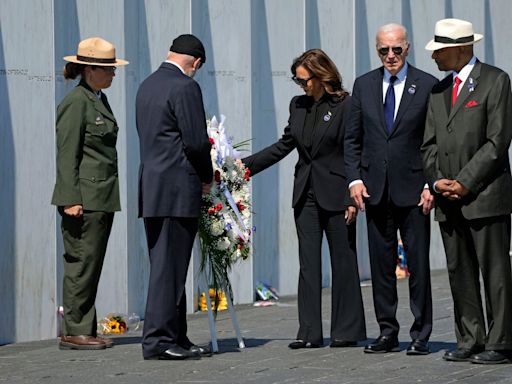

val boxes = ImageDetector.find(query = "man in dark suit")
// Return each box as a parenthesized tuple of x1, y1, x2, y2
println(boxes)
(422, 18, 512, 364)
(345, 23, 437, 355)
(136, 34, 213, 360)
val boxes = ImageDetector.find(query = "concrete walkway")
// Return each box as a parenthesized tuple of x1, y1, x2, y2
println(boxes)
(2, 270, 512, 383)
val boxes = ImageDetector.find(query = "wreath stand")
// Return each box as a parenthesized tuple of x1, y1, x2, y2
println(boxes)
(199, 268, 245, 353)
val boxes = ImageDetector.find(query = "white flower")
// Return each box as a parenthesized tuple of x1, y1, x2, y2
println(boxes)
(216, 237, 231, 250)
(227, 228, 237, 241)
(210, 220, 224, 236)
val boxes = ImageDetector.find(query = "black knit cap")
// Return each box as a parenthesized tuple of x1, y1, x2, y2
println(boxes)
(170, 34, 206, 64)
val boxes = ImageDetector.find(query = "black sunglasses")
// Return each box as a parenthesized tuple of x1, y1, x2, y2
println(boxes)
(378, 46, 404, 56)
(292, 75, 315, 87)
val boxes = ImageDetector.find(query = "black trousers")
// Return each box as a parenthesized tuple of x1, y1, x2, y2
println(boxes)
(294, 188, 366, 345)
(366, 198, 432, 341)
(439, 212, 512, 350)
(142, 217, 198, 358)
(60, 210, 114, 336)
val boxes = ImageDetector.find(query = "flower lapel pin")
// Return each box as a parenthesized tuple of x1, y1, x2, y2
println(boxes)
(465, 100, 478, 108)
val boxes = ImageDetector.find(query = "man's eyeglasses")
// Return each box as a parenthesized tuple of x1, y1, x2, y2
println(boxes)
(378, 46, 404, 56)
(292, 75, 315, 87)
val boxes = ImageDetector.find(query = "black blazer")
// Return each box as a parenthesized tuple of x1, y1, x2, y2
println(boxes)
(136, 63, 213, 218)
(243, 94, 352, 211)
(344, 65, 438, 207)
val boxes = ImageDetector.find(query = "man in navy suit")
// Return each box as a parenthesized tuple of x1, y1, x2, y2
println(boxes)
(345, 23, 437, 355)
(136, 34, 213, 360)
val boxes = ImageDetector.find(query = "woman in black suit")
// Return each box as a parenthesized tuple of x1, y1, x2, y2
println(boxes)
(243, 49, 366, 348)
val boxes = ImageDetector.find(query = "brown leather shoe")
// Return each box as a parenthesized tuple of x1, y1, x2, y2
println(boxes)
(59, 335, 106, 350)
(96, 336, 114, 348)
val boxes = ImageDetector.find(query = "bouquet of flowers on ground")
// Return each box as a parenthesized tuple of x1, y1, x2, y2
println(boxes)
(199, 115, 252, 312)
(97, 313, 141, 335)
(98, 314, 127, 335)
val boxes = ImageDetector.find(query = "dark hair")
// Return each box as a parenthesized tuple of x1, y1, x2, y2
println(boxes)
(291, 49, 348, 99)
(63, 62, 87, 80)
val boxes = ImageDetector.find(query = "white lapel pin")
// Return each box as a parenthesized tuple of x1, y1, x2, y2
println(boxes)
(408, 84, 416, 95)
(468, 77, 475, 92)
(323, 111, 332, 122)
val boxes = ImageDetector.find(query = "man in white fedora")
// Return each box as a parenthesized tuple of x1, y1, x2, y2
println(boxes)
(422, 18, 512, 364)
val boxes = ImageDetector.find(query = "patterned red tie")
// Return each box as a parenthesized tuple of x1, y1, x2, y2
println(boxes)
(452, 76, 461, 107)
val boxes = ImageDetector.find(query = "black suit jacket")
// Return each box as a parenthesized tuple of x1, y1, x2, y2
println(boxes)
(136, 63, 213, 218)
(344, 65, 438, 207)
(243, 94, 352, 211)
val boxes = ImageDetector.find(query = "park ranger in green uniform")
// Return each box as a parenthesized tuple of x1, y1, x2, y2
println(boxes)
(51, 37, 128, 350)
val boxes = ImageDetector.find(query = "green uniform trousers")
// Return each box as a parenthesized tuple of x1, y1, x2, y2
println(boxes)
(60, 210, 114, 336)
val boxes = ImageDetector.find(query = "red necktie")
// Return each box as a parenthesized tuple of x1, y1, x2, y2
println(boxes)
(452, 76, 461, 107)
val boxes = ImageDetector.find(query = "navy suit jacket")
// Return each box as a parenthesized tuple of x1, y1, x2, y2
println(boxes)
(243, 94, 352, 211)
(136, 63, 213, 218)
(344, 65, 438, 206)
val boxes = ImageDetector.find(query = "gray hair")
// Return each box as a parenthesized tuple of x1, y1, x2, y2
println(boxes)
(376, 23, 409, 45)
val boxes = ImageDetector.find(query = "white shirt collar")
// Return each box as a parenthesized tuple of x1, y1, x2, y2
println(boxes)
(453, 56, 477, 83)
(165, 60, 186, 75)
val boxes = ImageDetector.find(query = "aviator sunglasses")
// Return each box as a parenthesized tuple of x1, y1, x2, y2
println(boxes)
(292, 75, 315, 87)
(378, 46, 404, 56)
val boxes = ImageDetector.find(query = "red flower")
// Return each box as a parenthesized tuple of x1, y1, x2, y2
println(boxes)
(216, 203, 223, 211)
(244, 168, 251, 181)
(237, 202, 246, 211)
(208, 207, 216, 215)
(209, 137, 215, 145)
(214, 170, 221, 183)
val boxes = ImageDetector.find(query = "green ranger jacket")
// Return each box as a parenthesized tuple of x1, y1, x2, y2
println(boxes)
(51, 80, 120, 212)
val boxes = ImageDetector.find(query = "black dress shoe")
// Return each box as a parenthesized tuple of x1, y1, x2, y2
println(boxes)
(469, 350, 511, 364)
(443, 347, 483, 362)
(288, 340, 321, 349)
(330, 339, 358, 348)
(188, 344, 213, 357)
(406, 339, 429, 355)
(364, 336, 399, 353)
(145, 345, 201, 360)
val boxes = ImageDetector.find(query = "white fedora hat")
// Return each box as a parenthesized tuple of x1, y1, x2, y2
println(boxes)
(425, 18, 483, 51)
(64, 37, 128, 66)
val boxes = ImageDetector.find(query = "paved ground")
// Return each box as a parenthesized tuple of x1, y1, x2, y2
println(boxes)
(2, 270, 512, 383)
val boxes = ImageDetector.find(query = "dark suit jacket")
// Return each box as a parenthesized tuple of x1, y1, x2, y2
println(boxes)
(421, 61, 512, 221)
(243, 94, 352, 211)
(344, 65, 438, 207)
(136, 63, 213, 218)
(52, 80, 120, 212)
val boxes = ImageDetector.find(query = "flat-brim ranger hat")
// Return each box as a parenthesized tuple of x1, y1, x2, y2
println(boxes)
(64, 37, 128, 66)
(425, 18, 483, 51)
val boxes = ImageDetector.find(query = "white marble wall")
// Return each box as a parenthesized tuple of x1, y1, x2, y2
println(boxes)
(2, 0, 512, 343)
(0, 0, 56, 343)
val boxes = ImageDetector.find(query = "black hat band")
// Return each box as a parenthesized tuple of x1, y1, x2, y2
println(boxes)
(434, 35, 474, 44)
(76, 55, 117, 64)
